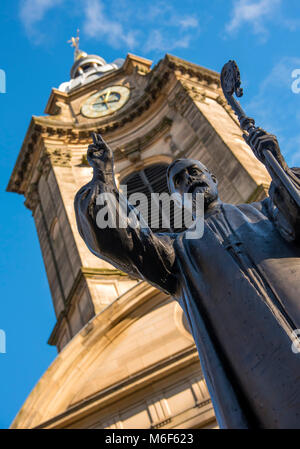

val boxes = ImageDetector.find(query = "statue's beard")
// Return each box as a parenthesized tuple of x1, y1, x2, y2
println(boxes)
(191, 186, 217, 211)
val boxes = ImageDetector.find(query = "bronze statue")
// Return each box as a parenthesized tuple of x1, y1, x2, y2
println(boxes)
(74, 62, 300, 429)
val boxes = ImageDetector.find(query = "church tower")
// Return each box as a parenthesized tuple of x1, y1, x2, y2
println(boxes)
(7, 41, 270, 428)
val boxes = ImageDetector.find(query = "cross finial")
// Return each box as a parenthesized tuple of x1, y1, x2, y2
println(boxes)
(68, 28, 80, 50)
(67, 29, 85, 61)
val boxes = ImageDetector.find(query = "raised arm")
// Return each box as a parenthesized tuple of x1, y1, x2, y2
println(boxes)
(247, 129, 300, 241)
(74, 134, 178, 296)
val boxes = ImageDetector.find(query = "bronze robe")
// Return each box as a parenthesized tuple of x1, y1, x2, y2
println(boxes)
(74, 174, 300, 429)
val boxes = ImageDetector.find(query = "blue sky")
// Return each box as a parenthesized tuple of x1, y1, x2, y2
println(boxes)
(1, 0, 300, 429)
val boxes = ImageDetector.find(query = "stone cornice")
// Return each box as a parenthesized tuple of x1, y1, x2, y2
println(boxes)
(24, 182, 39, 212)
(122, 53, 152, 75)
(163, 54, 221, 87)
(7, 119, 40, 194)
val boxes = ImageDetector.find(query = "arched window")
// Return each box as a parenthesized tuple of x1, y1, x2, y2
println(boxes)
(120, 163, 190, 233)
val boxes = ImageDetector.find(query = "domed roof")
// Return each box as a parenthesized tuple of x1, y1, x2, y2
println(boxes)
(57, 36, 124, 93)
(57, 31, 124, 93)
(70, 53, 107, 79)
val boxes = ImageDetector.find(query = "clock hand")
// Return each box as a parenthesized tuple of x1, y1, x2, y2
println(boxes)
(105, 89, 111, 103)
(107, 98, 119, 103)
(93, 102, 108, 110)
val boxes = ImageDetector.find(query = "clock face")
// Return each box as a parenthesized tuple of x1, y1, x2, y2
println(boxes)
(81, 85, 130, 118)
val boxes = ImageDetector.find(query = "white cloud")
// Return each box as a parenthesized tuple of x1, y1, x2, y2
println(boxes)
(144, 30, 191, 53)
(226, 0, 281, 37)
(20, 0, 63, 34)
(245, 57, 300, 165)
(179, 17, 198, 30)
(142, 5, 199, 53)
(82, 0, 199, 53)
(83, 0, 137, 49)
(19, 0, 200, 53)
(144, 3, 199, 30)
(284, 135, 300, 167)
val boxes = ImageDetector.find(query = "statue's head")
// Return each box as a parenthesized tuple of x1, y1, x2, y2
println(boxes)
(167, 159, 219, 209)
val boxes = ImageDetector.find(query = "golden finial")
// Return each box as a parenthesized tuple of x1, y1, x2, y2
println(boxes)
(68, 28, 80, 49)
(68, 29, 86, 61)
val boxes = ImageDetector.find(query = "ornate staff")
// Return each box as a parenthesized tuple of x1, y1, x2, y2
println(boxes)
(220, 60, 300, 209)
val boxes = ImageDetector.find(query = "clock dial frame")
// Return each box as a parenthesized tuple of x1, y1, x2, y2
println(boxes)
(81, 85, 130, 118)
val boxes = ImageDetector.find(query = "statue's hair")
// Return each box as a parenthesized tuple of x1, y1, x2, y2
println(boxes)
(166, 158, 212, 180)
(166, 159, 186, 193)
(166, 159, 185, 180)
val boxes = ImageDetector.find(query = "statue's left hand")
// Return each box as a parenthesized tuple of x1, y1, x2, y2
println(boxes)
(87, 133, 114, 172)
(243, 128, 288, 170)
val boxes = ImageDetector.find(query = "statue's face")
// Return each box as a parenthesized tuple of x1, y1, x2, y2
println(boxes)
(167, 159, 219, 209)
